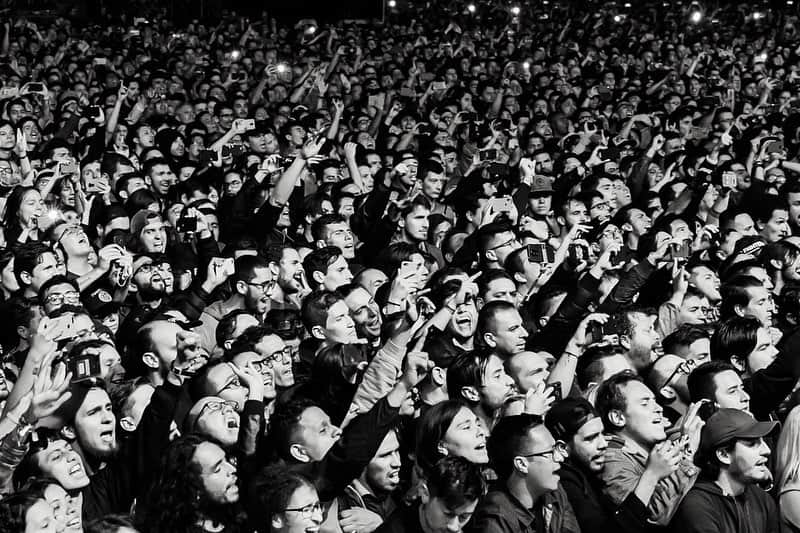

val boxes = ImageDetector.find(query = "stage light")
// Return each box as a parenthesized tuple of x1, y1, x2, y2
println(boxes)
(388, 0, 396, 7)
(510, 6, 521, 16)
(690, 11, 702, 23)
(467, 4, 476, 13)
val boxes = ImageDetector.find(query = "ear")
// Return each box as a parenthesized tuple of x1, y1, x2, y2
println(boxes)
(538, 316, 548, 328)
(315, 240, 326, 249)
(223, 340, 233, 351)
(513, 272, 527, 284)
(733, 304, 746, 318)
(622, 222, 633, 233)
(235, 280, 248, 296)
(608, 408, 626, 429)
(312, 270, 325, 286)
(120, 416, 136, 432)
(715, 446, 732, 467)
(271, 516, 284, 530)
(269, 262, 280, 277)
(397, 218, 406, 229)
(659, 385, 677, 402)
(16, 325, 29, 340)
(437, 441, 449, 456)
(619, 334, 631, 350)
(513, 455, 529, 476)
(483, 332, 497, 348)
(730, 354, 746, 373)
(556, 215, 566, 227)
(144, 176, 152, 186)
(770, 259, 783, 271)
(311, 325, 327, 341)
(432, 366, 446, 387)
(61, 426, 76, 440)
(142, 352, 160, 370)
(485, 250, 498, 262)
(289, 443, 310, 463)
(19, 271, 32, 285)
(460, 386, 480, 403)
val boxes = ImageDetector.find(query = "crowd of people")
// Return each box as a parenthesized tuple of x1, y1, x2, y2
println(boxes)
(2, 0, 800, 531)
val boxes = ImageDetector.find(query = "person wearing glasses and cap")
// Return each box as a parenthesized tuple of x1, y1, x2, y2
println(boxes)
(670, 408, 780, 533)
(466, 414, 578, 533)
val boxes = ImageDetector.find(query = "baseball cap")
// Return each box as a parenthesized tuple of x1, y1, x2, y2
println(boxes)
(699, 408, 778, 455)
(732, 235, 766, 258)
(82, 287, 121, 318)
(530, 175, 554, 195)
(130, 209, 163, 237)
(545, 397, 599, 441)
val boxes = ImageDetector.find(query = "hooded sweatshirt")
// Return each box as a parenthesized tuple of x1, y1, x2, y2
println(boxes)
(669, 478, 779, 533)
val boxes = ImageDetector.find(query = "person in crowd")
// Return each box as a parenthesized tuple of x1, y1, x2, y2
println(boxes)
(1, 2, 800, 531)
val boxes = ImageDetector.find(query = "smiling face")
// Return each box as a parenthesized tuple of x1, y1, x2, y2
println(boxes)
(344, 286, 382, 341)
(43, 482, 81, 532)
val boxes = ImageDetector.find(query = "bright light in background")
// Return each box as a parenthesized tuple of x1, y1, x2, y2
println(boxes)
(614, 14, 623, 22)
(522, 61, 530, 70)
(467, 3, 476, 12)
(624, 2, 631, 7)
(230, 50, 241, 60)
(690, 10, 702, 23)
(388, 0, 396, 7)
(510, 6, 521, 16)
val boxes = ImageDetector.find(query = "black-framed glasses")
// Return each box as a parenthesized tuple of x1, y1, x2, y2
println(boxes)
(196, 400, 238, 424)
(262, 346, 292, 366)
(247, 279, 276, 294)
(518, 440, 568, 461)
(282, 501, 322, 520)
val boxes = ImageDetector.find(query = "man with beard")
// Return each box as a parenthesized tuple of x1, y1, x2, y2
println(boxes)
(117, 255, 171, 346)
(265, 245, 309, 311)
(467, 414, 578, 533)
(545, 398, 673, 533)
(605, 307, 664, 372)
(670, 409, 779, 533)
(337, 429, 403, 530)
(197, 255, 275, 352)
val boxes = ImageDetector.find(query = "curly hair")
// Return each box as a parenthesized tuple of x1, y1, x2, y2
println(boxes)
(136, 434, 245, 533)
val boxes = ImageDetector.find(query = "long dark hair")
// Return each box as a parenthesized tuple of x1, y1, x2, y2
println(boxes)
(2, 185, 38, 244)
(415, 400, 467, 476)
(137, 434, 246, 533)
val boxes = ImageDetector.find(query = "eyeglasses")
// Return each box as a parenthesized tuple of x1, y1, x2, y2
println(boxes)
(45, 291, 80, 306)
(283, 501, 322, 520)
(518, 440, 568, 461)
(196, 400, 238, 425)
(262, 347, 293, 366)
(247, 279, 276, 294)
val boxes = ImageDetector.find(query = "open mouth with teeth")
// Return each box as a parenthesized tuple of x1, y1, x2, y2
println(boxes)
(100, 430, 114, 444)
(226, 415, 239, 430)
(69, 464, 84, 476)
